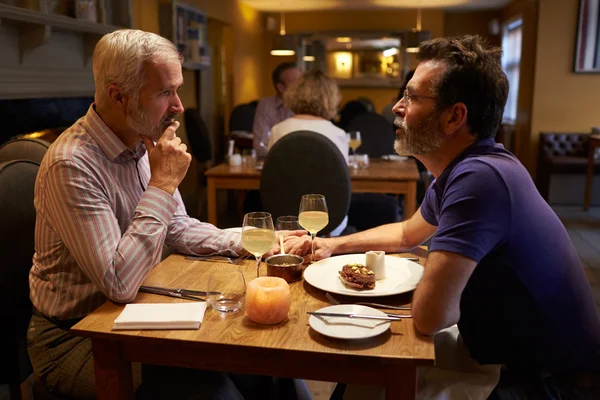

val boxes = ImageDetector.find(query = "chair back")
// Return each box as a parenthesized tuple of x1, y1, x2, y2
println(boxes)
(0, 159, 38, 385)
(0, 138, 51, 164)
(260, 131, 351, 236)
(184, 108, 212, 163)
(337, 100, 369, 130)
(346, 112, 396, 158)
(229, 101, 258, 133)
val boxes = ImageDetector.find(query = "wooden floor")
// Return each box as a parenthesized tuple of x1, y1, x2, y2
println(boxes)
(3, 206, 599, 400)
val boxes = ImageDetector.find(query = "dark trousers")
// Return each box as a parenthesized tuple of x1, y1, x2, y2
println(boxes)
(27, 312, 312, 400)
(488, 368, 600, 400)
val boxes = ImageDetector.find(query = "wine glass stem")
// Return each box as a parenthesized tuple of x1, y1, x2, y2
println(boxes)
(256, 255, 262, 278)
(311, 233, 316, 263)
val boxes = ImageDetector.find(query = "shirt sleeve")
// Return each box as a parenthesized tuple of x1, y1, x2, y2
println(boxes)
(43, 159, 178, 303)
(429, 161, 511, 263)
(420, 181, 438, 226)
(165, 189, 243, 257)
(252, 100, 270, 157)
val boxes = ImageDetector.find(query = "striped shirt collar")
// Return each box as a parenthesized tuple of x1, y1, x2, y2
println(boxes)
(84, 104, 146, 162)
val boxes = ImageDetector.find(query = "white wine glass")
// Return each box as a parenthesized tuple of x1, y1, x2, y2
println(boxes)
(298, 194, 329, 262)
(242, 212, 276, 278)
(347, 131, 362, 169)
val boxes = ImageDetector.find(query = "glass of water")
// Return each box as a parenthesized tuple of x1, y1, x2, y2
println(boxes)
(207, 267, 246, 313)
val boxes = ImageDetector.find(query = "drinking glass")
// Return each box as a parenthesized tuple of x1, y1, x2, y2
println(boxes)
(242, 212, 276, 277)
(276, 215, 301, 231)
(298, 194, 329, 262)
(347, 131, 362, 168)
(207, 267, 246, 313)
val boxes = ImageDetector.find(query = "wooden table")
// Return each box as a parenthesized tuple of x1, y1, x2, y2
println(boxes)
(72, 251, 434, 400)
(205, 158, 420, 226)
(584, 134, 600, 211)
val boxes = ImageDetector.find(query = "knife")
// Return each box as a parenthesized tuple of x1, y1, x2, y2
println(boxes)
(307, 311, 411, 321)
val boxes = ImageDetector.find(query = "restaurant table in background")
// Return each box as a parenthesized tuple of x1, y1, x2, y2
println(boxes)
(204, 158, 420, 227)
(71, 251, 433, 400)
(584, 133, 600, 211)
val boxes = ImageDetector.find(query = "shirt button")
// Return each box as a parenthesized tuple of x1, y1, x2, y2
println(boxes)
(230, 240, 234, 246)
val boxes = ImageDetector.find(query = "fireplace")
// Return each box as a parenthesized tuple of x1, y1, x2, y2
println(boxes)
(0, 96, 93, 145)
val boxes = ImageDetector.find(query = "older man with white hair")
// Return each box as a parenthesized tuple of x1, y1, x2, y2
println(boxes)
(26, 29, 310, 400)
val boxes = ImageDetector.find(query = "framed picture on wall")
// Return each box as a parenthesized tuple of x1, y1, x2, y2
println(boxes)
(574, 0, 600, 73)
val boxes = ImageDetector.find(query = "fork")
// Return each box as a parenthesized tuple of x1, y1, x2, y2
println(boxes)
(185, 253, 251, 264)
(326, 293, 411, 311)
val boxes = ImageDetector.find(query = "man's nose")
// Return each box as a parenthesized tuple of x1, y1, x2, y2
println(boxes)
(171, 94, 184, 114)
(391, 99, 405, 117)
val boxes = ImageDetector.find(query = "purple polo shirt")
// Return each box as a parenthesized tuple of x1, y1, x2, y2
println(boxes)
(421, 138, 600, 374)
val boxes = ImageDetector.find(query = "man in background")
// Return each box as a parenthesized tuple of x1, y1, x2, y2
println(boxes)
(252, 62, 302, 157)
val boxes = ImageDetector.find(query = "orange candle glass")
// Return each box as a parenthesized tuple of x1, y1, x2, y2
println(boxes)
(245, 277, 291, 324)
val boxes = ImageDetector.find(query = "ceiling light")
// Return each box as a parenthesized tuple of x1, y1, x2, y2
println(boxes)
(336, 37, 352, 43)
(271, 11, 296, 56)
(303, 55, 315, 61)
(382, 48, 398, 57)
(404, 8, 430, 53)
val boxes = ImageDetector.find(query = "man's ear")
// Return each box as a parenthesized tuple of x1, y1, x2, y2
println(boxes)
(107, 85, 127, 108)
(275, 82, 285, 95)
(442, 102, 468, 136)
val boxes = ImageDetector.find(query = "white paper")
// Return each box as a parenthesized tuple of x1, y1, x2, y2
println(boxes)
(112, 302, 207, 330)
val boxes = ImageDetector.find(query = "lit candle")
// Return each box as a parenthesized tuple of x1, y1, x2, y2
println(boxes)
(245, 277, 291, 324)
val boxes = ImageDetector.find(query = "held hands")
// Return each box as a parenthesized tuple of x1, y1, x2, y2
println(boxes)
(265, 230, 309, 258)
(142, 121, 191, 195)
(284, 235, 336, 263)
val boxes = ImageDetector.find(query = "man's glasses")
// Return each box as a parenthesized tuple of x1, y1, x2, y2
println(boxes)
(403, 89, 437, 104)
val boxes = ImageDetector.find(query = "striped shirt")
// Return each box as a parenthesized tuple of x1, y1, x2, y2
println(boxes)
(252, 95, 294, 157)
(30, 105, 243, 320)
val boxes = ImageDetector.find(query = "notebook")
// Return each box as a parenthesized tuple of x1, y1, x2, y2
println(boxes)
(112, 302, 207, 330)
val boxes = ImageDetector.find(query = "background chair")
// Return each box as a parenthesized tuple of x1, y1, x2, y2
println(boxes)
(0, 159, 39, 400)
(343, 112, 402, 229)
(0, 138, 51, 164)
(345, 112, 395, 158)
(337, 100, 369, 131)
(184, 108, 212, 220)
(260, 131, 351, 236)
(229, 101, 258, 133)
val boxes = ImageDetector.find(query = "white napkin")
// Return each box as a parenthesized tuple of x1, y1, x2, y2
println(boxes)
(343, 325, 501, 400)
(112, 302, 207, 330)
(416, 325, 501, 400)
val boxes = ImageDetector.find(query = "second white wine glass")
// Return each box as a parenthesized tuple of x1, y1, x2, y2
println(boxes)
(298, 194, 329, 262)
(242, 212, 276, 277)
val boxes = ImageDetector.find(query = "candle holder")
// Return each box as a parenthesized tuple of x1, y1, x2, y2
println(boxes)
(245, 277, 290, 324)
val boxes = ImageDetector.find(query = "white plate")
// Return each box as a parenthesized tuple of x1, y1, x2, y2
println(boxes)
(224, 227, 242, 234)
(303, 254, 423, 297)
(308, 304, 391, 339)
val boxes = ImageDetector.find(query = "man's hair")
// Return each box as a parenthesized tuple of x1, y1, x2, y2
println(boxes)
(272, 62, 298, 88)
(417, 35, 509, 140)
(284, 70, 340, 120)
(93, 29, 181, 107)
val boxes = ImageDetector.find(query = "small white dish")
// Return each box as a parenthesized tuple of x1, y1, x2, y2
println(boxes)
(308, 304, 391, 339)
(224, 227, 242, 234)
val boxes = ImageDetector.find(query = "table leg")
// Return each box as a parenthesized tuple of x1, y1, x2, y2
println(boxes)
(385, 364, 417, 400)
(92, 339, 134, 400)
(207, 177, 217, 225)
(404, 182, 417, 220)
(584, 144, 596, 211)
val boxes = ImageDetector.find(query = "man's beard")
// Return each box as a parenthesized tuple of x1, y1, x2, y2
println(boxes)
(126, 101, 175, 142)
(393, 111, 444, 156)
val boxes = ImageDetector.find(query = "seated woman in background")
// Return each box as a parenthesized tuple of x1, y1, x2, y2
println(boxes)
(267, 70, 349, 236)
(267, 70, 348, 165)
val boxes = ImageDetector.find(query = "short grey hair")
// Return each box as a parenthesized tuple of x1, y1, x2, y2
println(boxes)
(93, 29, 181, 106)
(284, 70, 340, 120)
